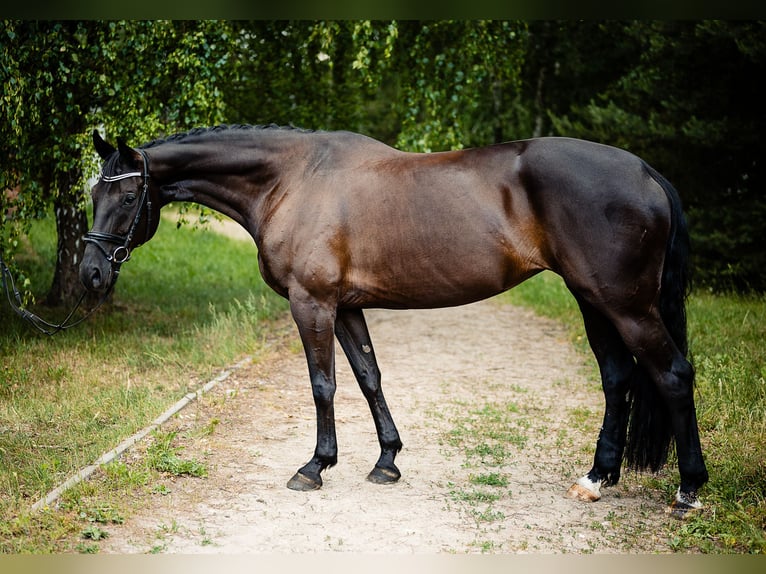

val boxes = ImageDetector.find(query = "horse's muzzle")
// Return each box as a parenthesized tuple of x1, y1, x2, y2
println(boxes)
(79, 246, 112, 293)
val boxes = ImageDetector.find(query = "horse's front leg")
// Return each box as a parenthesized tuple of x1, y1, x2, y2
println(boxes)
(335, 308, 403, 484)
(286, 292, 338, 491)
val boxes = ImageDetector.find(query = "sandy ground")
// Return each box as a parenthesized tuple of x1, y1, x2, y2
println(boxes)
(93, 218, 674, 554)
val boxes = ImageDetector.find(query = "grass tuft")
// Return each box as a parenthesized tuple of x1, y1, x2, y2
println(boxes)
(145, 430, 207, 478)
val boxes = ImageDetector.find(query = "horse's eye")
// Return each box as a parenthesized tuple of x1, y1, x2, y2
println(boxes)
(123, 193, 137, 206)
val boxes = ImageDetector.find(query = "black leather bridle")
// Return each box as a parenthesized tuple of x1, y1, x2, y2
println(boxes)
(83, 148, 153, 275)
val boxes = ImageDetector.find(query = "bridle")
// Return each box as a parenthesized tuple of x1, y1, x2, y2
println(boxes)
(83, 148, 153, 275)
(0, 149, 152, 335)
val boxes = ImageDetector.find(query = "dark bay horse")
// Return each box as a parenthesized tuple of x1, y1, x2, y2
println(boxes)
(80, 125, 707, 516)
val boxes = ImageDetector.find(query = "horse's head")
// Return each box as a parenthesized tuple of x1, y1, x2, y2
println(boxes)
(80, 130, 160, 292)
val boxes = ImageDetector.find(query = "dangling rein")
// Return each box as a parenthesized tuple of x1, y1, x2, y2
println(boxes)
(1, 150, 150, 335)
(0, 254, 112, 335)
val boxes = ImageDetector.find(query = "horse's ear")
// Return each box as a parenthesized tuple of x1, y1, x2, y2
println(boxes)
(117, 138, 142, 166)
(93, 130, 116, 160)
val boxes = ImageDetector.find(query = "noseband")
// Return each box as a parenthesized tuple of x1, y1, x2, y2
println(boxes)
(83, 149, 153, 277)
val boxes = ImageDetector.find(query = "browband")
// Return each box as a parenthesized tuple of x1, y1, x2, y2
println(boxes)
(101, 171, 143, 182)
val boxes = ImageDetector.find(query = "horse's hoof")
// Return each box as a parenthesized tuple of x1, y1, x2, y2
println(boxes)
(666, 489, 702, 519)
(665, 502, 701, 520)
(566, 476, 601, 502)
(286, 472, 322, 491)
(367, 465, 401, 485)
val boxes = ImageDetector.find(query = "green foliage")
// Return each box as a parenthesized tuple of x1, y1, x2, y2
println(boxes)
(1, 20, 236, 304)
(223, 21, 398, 132)
(223, 21, 527, 151)
(95, 20, 232, 141)
(685, 292, 766, 552)
(2, 22, 92, 297)
(470, 473, 509, 487)
(392, 21, 526, 151)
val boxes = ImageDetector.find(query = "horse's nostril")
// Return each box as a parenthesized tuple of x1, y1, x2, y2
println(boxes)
(90, 268, 102, 290)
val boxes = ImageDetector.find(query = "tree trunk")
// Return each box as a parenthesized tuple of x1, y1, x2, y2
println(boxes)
(45, 171, 99, 309)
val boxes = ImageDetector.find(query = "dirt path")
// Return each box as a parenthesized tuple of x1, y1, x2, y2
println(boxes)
(96, 219, 673, 554)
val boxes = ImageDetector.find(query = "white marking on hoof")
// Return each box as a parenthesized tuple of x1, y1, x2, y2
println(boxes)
(566, 476, 602, 502)
(666, 487, 702, 519)
(362, 344, 371, 353)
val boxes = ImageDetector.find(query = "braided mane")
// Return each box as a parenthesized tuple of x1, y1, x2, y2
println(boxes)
(140, 124, 315, 149)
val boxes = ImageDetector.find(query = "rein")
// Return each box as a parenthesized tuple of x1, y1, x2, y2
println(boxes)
(0, 255, 111, 335)
(1, 149, 151, 336)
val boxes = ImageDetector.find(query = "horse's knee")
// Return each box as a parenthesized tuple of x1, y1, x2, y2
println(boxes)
(672, 356, 694, 383)
(311, 375, 336, 406)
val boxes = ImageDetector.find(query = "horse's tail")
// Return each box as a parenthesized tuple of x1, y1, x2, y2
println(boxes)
(624, 162, 692, 472)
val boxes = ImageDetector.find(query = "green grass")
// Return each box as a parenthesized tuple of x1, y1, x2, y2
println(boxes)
(0, 211, 288, 552)
(444, 401, 530, 468)
(680, 292, 766, 553)
(503, 272, 766, 554)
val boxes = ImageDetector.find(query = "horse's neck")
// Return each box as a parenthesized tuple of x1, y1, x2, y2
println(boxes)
(151, 140, 285, 231)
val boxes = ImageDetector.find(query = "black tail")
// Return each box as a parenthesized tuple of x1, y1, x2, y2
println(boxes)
(624, 162, 692, 472)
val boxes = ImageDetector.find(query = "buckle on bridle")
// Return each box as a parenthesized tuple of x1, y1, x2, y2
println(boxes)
(111, 245, 130, 264)
(82, 231, 131, 264)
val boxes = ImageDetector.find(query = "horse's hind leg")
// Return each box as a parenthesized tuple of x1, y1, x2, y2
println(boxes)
(567, 297, 635, 502)
(608, 310, 708, 516)
(335, 308, 403, 484)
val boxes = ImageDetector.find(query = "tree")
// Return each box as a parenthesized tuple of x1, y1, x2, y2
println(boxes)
(223, 21, 527, 152)
(385, 21, 526, 152)
(2, 21, 97, 307)
(513, 21, 642, 139)
(223, 21, 400, 135)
